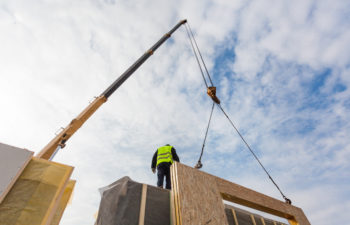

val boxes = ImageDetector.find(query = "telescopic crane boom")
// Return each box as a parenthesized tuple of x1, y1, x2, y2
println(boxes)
(37, 19, 187, 160)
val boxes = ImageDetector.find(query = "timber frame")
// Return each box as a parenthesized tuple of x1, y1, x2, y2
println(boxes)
(170, 162, 310, 225)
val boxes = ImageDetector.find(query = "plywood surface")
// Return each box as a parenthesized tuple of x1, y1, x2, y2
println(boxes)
(171, 163, 228, 225)
(171, 163, 310, 225)
(217, 178, 310, 225)
(0, 142, 34, 203)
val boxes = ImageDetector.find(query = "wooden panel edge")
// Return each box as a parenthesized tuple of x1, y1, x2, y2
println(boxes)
(170, 172, 176, 225)
(288, 219, 299, 225)
(0, 151, 34, 204)
(231, 208, 239, 225)
(250, 214, 257, 225)
(41, 160, 74, 225)
(49, 179, 76, 225)
(171, 162, 182, 225)
(138, 184, 147, 225)
(216, 177, 310, 225)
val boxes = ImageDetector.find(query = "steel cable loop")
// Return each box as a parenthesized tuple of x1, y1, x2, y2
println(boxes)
(184, 24, 208, 88)
(217, 104, 291, 204)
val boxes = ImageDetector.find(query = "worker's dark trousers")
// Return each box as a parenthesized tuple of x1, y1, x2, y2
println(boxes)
(157, 163, 171, 189)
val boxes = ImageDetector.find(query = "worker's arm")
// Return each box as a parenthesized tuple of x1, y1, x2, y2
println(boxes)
(151, 150, 157, 169)
(171, 147, 180, 162)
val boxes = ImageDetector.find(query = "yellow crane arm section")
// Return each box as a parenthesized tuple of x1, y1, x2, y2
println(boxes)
(37, 96, 107, 160)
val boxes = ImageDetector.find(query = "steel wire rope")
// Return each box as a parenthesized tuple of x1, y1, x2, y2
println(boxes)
(195, 102, 215, 169)
(217, 104, 292, 204)
(186, 23, 214, 86)
(184, 23, 214, 168)
(184, 23, 208, 88)
(184, 22, 291, 204)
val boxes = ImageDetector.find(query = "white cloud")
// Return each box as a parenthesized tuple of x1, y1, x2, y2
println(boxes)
(0, 0, 349, 224)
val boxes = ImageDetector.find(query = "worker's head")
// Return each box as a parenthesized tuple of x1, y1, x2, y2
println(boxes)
(165, 144, 170, 146)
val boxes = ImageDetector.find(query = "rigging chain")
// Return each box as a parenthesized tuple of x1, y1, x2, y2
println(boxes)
(184, 22, 292, 205)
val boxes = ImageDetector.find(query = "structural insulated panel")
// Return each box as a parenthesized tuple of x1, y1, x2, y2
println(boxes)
(0, 142, 33, 203)
(0, 157, 74, 225)
(171, 162, 309, 225)
(171, 162, 228, 225)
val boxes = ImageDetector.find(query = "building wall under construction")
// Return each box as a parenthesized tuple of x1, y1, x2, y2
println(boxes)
(95, 176, 288, 225)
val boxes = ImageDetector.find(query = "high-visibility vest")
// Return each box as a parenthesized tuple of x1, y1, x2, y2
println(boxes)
(156, 145, 173, 166)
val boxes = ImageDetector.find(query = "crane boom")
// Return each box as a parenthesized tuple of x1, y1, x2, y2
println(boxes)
(37, 19, 187, 160)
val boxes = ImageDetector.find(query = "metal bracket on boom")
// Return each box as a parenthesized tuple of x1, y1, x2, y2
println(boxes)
(207, 86, 220, 104)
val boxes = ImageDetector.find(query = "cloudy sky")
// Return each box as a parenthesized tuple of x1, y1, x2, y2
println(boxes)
(1, 0, 349, 224)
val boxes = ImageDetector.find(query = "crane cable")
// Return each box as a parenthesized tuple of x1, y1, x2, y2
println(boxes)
(186, 23, 214, 86)
(217, 104, 291, 204)
(184, 22, 292, 205)
(185, 23, 216, 169)
(184, 23, 208, 88)
(195, 102, 215, 169)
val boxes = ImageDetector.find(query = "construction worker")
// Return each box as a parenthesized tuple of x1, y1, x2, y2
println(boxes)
(151, 144, 180, 189)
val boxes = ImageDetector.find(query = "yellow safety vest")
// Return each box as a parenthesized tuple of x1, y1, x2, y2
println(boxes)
(156, 145, 173, 166)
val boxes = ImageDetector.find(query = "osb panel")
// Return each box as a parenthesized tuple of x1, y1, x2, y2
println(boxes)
(172, 163, 228, 225)
(217, 179, 310, 225)
(171, 163, 310, 225)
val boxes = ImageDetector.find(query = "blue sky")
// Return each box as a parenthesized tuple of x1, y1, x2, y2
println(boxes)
(0, 0, 350, 224)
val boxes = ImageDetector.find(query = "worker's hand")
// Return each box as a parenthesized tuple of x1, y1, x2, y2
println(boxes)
(152, 168, 156, 174)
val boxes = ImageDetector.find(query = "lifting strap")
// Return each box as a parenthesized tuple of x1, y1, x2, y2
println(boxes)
(184, 22, 292, 204)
